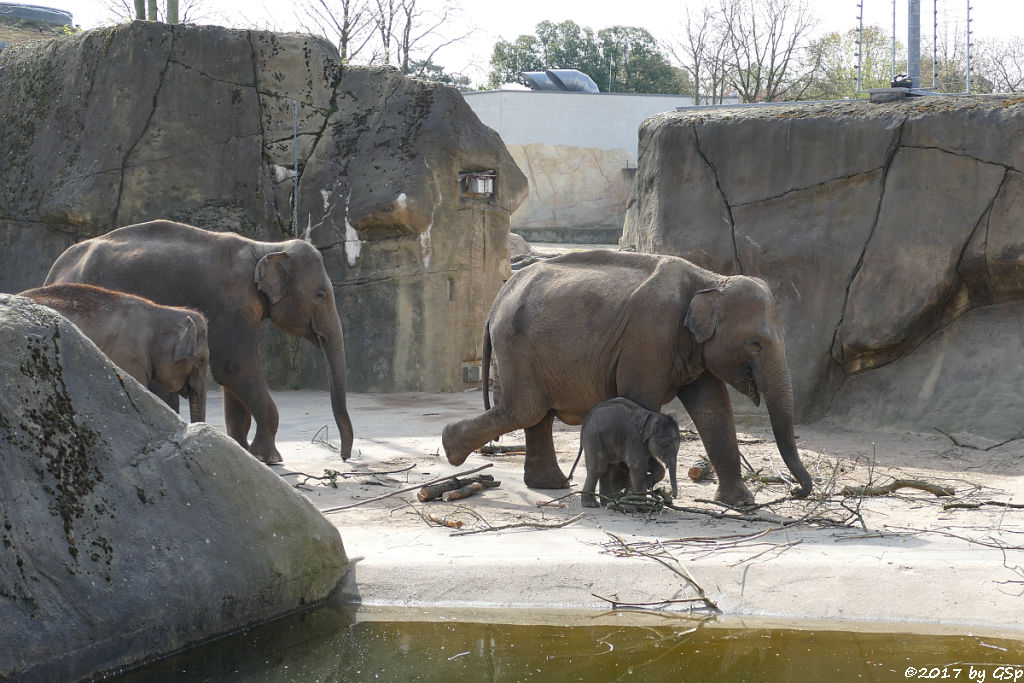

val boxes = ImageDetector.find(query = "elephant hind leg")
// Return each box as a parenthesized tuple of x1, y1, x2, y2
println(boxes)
(442, 405, 537, 466)
(223, 386, 252, 451)
(524, 411, 569, 489)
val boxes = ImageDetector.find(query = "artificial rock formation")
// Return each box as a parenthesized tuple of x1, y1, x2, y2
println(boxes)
(0, 295, 348, 681)
(623, 96, 1024, 440)
(506, 143, 632, 240)
(0, 22, 527, 392)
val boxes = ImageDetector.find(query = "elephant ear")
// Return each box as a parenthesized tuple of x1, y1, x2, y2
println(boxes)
(173, 316, 199, 363)
(631, 410, 659, 445)
(255, 252, 291, 304)
(684, 288, 720, 343)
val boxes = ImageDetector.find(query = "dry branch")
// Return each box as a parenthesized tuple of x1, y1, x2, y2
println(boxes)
(450, 512, 586, 536)
(841, 479, 954, 498)
(943, 500, 1024, 510)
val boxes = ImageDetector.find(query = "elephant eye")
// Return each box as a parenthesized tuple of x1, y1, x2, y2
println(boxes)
(313, 288, 328, 303)
(746, 337, 764, 353)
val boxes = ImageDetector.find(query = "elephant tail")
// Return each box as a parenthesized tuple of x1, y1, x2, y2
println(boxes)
(567, 437, 584, 483)
(482, 317, 493, 410)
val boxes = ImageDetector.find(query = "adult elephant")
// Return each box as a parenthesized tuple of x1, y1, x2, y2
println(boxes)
(442, 250, 812, 505)
(45, 220, 354, 464)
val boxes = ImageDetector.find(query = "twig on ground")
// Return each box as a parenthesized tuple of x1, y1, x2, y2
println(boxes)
(943, 500, 1024, 510)
(842, 479, 955, 498)
(603, 533, 719, 612)
(450, 512, 586, 536)
(319, 463, 494, 513)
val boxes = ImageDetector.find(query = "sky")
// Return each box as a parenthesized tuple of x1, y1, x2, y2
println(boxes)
(58, 0, 1023, 86)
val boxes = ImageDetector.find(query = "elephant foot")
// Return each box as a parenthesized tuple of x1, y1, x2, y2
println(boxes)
(524, 467, 570, 490)
(250, 442, 283, 466)
(441, 422, 471, 466)
(581, 495, 600, 509)
(715, 480, 755, 507)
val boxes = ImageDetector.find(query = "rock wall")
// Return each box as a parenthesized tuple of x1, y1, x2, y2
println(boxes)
(623, 96, 1024, 440)
(0, 22, 527, 392)
(0, 295, 348, 681)
(506, 143, 632, 230)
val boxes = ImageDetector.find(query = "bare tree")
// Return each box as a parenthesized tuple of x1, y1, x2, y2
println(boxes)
(719, 0, 820, 102)
(392, 0, 468, 76)
(667, 4, 734, 104)
(976, 36, 1024, 93)
(299, 0, 376, 62)
(103, 0, 197, 24)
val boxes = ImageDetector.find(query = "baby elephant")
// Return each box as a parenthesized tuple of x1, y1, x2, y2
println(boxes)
(577, 398, 681, 508)
(20, 284, 210, 423)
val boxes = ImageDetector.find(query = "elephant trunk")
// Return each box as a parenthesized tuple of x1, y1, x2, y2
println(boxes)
(316, 307, 354, 461)
(756, 352, 812, 498)
(185, 367, 207, 423)
(668, 452, 678, 497)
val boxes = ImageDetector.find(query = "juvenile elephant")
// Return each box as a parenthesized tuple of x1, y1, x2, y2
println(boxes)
(20, 283, 209, 422)
(44, 220, 354, 464)
(576, 398, 680, 508)
(442, 250, 813, 505)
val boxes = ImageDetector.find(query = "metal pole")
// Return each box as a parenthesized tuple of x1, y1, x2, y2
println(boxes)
(856, 2, 863, 92)
(891, 0, 897, 83)
(933, 0, 938, 89)
(966, 0, 973, 93)
(908, 0, 921, 88)
(292, 99, 299, 238)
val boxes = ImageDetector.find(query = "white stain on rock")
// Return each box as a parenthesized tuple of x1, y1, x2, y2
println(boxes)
(419, 223, 433, 269)
(343, 191, 362, 267)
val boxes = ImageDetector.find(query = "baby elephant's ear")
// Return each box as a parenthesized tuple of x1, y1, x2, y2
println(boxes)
(685, 288, 720, 343)
(173, 316, 199, 363)
(632, 411, 659, 443)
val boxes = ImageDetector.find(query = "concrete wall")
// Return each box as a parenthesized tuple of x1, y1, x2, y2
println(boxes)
(464, 90, 695, 237)
(464, 90, 697, 157)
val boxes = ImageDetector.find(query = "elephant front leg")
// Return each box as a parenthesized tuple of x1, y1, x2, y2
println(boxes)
(221, 373, 281, 465)
(524, 412, 569, 489)
(678, 374, 754, 506)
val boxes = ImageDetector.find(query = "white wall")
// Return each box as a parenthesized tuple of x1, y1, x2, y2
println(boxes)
(463, 90, 696, 157)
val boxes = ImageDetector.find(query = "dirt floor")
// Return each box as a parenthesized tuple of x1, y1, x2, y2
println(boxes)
(204, 389, 1024, 637)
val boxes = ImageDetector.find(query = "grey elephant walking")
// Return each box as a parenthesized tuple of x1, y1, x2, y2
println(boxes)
(442, 249, 812, 505)
(575, 397, 680, 508)
(20, 283, 210, 423)
(44, 220, 354, 464)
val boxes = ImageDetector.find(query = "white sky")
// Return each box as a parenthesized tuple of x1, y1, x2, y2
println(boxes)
(59, 0, 1022, 86)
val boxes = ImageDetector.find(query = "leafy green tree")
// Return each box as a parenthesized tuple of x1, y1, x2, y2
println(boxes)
(488, 20, 687, 94)
(410, 59, 472, 90)
(803, 26, 895, 99)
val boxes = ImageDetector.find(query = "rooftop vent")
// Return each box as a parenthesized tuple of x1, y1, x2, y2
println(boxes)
(522, 69, 599, 94)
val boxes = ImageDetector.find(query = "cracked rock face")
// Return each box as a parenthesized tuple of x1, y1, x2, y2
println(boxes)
(0, 295, 348, 681)
(623, 96, 1024, 440)
(0, 22, 527, 392)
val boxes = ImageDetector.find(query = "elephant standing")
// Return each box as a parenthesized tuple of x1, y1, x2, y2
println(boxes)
(575, 397, 680, 508)
(442, 250, 812, 505)
(20, 283, 210, 423)
(44, 220, 354, 464)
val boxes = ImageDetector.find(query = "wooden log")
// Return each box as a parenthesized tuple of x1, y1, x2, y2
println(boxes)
(688, 459, 713, 481)
(479, 444, 526, 455)
(442, 481, 486, 501)
(417, 474, 499, 502)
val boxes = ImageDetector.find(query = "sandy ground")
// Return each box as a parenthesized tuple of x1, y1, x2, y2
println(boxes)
(201, 389, 1024, 637)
